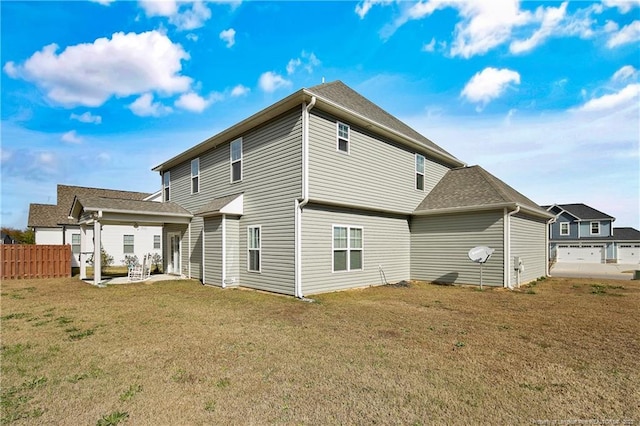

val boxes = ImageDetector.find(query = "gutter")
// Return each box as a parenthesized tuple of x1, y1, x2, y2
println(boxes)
(295, 96, 316, 299)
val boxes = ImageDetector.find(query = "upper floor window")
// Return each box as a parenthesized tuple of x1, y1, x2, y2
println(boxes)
(191, 158, 200, 194)
(153, 235, 161, 250)
(71, 233, 81, 254)
(231, 139, 242, 182)
(163, 171, 170, 202)
(415, 154, 425, 191)
(590, 221, 600, 235)
(337, 122, 350, 153)
(123, 235, 134, 254)
(247, 226, 261, 272)
(560, 222, 570, 236)
(333, 225, 363, 272)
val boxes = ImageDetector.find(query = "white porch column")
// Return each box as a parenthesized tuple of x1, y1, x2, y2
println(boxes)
(80, 224, 87, 279)
(93, 217, 102, 286)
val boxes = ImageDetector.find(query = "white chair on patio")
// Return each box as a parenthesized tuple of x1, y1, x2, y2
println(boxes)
(127, 254, 152, 282)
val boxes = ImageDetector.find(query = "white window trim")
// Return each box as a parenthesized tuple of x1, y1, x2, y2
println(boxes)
(332, 225, 364, 273)
(336, 122, 350, 154)
(123, 234, 134, 254)
(163, 171, 170, 202)
(191, 158, 200, 194)
(559, 222, 570, 236)
(247, 225, 261, 273)
(71, 233, 81, 254)
(230, 138, 243, 183)
(153, 235, 161, 250)
(415, 153, 425, 191)
(590, 221, 600, 235)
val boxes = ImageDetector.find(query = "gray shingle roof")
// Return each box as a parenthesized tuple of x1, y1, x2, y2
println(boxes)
(74, 196, 192, 216)
(28, 184, 153, 228)
(307, 81, 457, 160)
(194, 193, 243, 216)
(613, 227, 640, 241)
(543, 203, 615, 221)
(414, 165, 548, 215)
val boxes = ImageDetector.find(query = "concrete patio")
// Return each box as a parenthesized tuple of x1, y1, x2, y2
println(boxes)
(83, 274, 189, 286)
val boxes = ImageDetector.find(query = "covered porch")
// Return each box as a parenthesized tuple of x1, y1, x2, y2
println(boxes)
(68, 195, 192, 287)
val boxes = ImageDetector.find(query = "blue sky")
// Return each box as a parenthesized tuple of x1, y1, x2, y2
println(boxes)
(1, 0, 639, 229)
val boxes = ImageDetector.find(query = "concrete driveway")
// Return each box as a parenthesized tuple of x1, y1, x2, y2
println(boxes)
(550, 262, 639, 281)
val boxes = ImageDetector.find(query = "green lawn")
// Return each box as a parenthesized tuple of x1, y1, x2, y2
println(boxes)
(1, 276, 638, 424)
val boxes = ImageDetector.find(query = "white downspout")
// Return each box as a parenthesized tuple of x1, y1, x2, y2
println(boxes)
(93, 211, 103, 287)
(222, 214, 227, 288)
(546, 217, 556, 277)
(504, 205, 520, 289)
(295, 96, 316, 298)
(188, 221, 191, 278)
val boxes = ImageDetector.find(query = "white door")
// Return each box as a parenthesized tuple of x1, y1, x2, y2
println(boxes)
(167, 233, 181, 274)
(557, 245, 604, 263)
(618, 245, 640, 264)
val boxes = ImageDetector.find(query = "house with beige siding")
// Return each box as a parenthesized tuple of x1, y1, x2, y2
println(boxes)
(69, 81, 553, 293)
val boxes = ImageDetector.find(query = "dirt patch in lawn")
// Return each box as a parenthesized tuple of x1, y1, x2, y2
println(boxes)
(1, 276, 638, 424)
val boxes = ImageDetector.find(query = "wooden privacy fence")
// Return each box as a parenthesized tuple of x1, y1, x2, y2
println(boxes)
(1, 245, 71, 280)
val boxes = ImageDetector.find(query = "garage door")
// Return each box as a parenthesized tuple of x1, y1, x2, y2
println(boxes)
(557, 245, 604, 263)
(618, 245, 640, 264)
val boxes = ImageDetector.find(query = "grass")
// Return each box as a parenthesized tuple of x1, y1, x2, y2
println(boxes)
(1, 276, 639, 424)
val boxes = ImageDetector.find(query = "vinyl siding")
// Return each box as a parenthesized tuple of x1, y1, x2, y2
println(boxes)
(189, 217, 203, 280)
(163, 108, 302, 294)
(308, 110, 451, 213)
(225, 216, 240, 286)
(410, 211, 505, 287)
(510, 213, 547, 285)
(203, 217, 222, 286)
(98, 224, 162, 267)
(301, 204, 410, 295)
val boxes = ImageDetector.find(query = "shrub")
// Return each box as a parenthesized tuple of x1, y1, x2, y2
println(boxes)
(122, 255, 139, 269)
(87, 246, 114, 269)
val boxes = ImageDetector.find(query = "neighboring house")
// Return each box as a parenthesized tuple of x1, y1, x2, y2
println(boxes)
(69, 81, 553, 293)
(28, 185, 163, 267)
(544, 203, 640, 264)
(1, 231, 16, 244)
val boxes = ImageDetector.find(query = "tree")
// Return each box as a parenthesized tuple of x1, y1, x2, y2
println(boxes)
(1, 227, 35, 244)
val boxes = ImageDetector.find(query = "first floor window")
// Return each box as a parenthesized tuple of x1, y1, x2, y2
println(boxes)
(415, 154, 425, 191)
(333, 225, 363, 272)
(591, 221, 600, 235)
(248, 226, 261, 272)
(560, 222, 570, 236)
(123, 235, 134, 254)
(71, 233, 81, 254)
(153, 235, 161, 249)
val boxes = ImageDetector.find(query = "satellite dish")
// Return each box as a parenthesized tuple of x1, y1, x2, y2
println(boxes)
(468, 246, 495, 264)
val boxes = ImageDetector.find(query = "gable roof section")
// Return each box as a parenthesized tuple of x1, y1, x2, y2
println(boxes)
(306, 81, 456, 159)
(194, 193, 244, 217)
(28, 184, 153, 228)
(69, 196, 192, 224)
(542, 203, 614, 221)
(153, 80, 465, 173)
(414, 165, 551, 218)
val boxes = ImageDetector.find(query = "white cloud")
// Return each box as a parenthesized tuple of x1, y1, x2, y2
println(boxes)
(70, 111, 102, 124)
(510, 2, 567, 54)
(461, 67, 521, 110)
(61, 130, 83, 144)
(98, 152, 111, 162)
(139, 0, 212, 31)
(577, 83, 640, 112)
(607, 20, 640, 48)
(219, 28, 236, 48)
(258, 71, 292, 93)
(355, 0, 392, 19)
(0, 148, 13, 164)
(175, 92, 210, 112)
(90, 0, 116, 5)
(230, 84, 250, 97)
(602, 0, 640, 13)
(7, 31, 191, 108)
(3, 61, 19, 78)
(286, 51, 320, 75)
(37, 152, 56, 167)
(186, 33, 199, 42)
(612, 65, 638, 83)
(604, 20, 619, 33)
(128, 93, 172, 117)
(422, 38, 436, 52)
